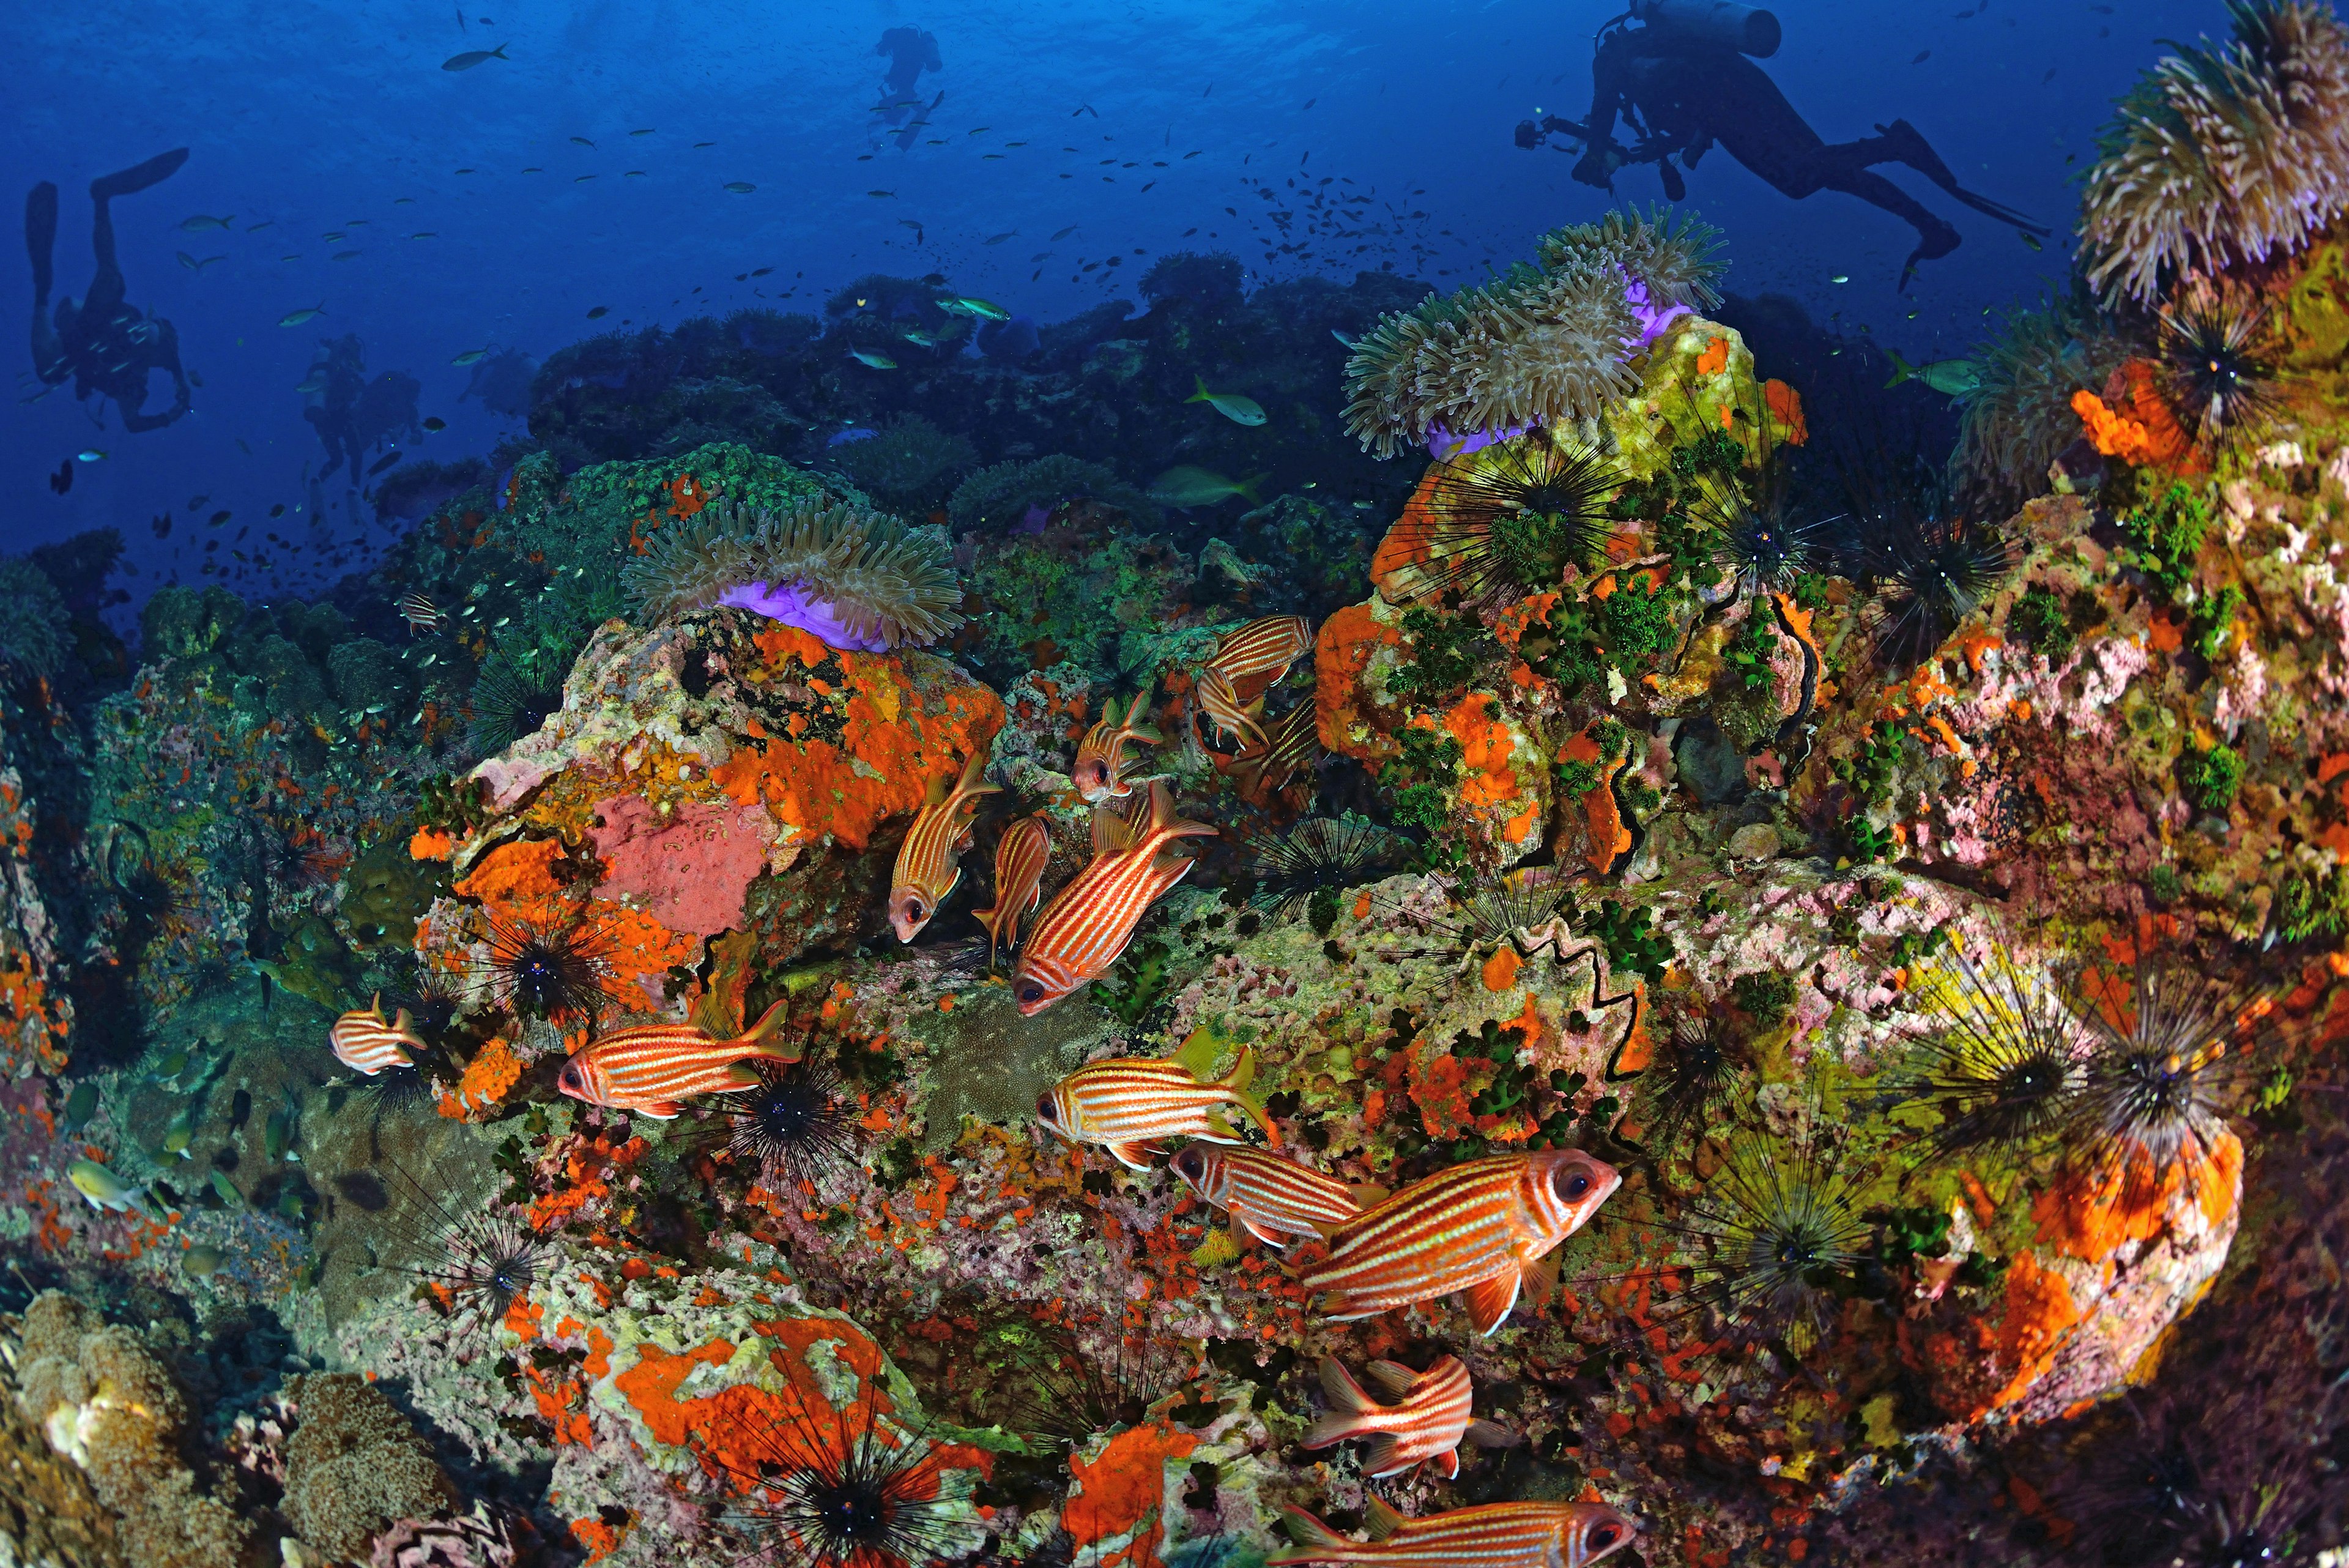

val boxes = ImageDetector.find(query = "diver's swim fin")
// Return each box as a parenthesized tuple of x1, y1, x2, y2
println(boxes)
(90, 147, 189, 202)
(1873, 120, 2050, 236)
(26, 182, 57, 302)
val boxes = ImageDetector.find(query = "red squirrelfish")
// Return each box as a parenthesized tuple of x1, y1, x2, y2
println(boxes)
(1301, 1356, 1515, 1479)
(1071, 690, 1162, 804)
(1170, 1143, 1371, 1247)
(973, 816, 1052, 964)
(1209, 614, 1312, 684)
(1302, 1150, 1620, 1335)
(888, 752, 1001, 942)
(1228, 702, 1319, 799)
(557, 998, 799, 1118)
(1192, 666, 1267, 751)
(1011, 780, 1215, 1015)
(1271, 1498, 1636, 1568)
(1036, 1039, 1277, 1170)
(329, 994, 425, 1076)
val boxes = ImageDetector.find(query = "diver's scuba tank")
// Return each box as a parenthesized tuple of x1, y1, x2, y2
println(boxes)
(1630, 0, 1781, 57)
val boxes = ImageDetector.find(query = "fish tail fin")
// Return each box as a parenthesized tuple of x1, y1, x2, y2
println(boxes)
(954, 750, 1000, 801)
(1357, 1435, 1405, 1477)
(1128, 722, 1164, 745)
(1364, 1496, 1408, 1540)
(741, 997, 790, 1043)
(1123, 688, 1155, 730)
(1223, 1046, 1280, 1147)
(1884, 350, 1915, 388)
(1236, 472, 1269, 505)
(392, 1006, 416, 1035)
(1143, 778, 1219, 844)
(1316, 1355, 1377, 1417)
(1278, 1506, 1351, 1551)
(1188, 374, 1209, 403)
(493, 42, 509, 58)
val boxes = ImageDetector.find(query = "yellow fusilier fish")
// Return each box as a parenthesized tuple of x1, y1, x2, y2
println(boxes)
(1303, 1150, 1622, 1335)
(972, 816, 1052, 964)
(329, 994, 426, 1076)
(1191, 666, 1267, 751)
(1071, 690, 1162, 804)
(1272, 1497, 1638, 1568)
(888, 753, 1001, 942)
(1035, 1033, 1277, 1170)
(1011, 781, 1215, 1015)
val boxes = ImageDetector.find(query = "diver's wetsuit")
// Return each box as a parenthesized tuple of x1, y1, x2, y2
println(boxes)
(26, 147, 192, 433)
(1534, 23, 2044, 289)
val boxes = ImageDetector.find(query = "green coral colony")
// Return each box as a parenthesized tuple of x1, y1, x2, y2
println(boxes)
(10, 9, 2349, 1566)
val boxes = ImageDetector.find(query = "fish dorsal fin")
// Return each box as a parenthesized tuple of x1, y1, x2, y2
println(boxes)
(1463, 1269, 1522, 1336)
(1281, 1508, 1348, 1550)
(1091, 803, 1136, 857)
(1361, 1359, 1419, 1402)
(1173, 1028, 1225, 1080)
(1364, 1496, 1408, 1541)
(1225, 1041, 1257, 1093)
(1319, 1356, 1376, 1413)
(366, 990, 385, 1020)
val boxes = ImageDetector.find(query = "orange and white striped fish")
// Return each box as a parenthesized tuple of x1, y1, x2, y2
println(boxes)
(1169, 1144, 1370, 1247)
(973, 816, 1052, 964)
(1011, 780, 1215, 1015)
(557, 999, 800, 1118)
(888, 752, 1001, 943)
(1071, 690, 1162, 804)
(1272, 1498, 1636, 1568)
(1035, 1042, 1277, 1170)
(328, 994, 426, 1076)
(1301, 1356, 1515, 1479)
(395, 590, 443, 634)
(1192, 666, 1267, 751)
(1209, 614, 1312, 684)
(1302, 1150, 1620, 1335)
(1228, 702, 1319, 799)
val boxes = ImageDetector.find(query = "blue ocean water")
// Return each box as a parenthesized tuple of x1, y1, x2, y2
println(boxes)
(7, 0, 2208, 612)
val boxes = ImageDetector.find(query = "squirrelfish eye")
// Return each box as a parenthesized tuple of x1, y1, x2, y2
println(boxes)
(1036, 1093, 1056, 1121)
(1589, 1523, 1621, 1551)
(1556, 1164, 1592, 1200)
(1019, 983, 1045, 1004)
(1173, 1148, 1203, 1181)
(906, 899, 925, 920)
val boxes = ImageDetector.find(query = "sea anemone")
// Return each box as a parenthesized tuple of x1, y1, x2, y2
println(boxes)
(1376, 428, 1625, 606)
(2156, 289, 2285, 445)
(625, 499, 963, 652)
(1887, 946, 2091, 1159)
(705, 1375, 958, 1568)
(2064, 961, 2268, 1201)
(1247, 816, 1408, 924)
(2079, 0, 2349, 304)
(472, 908, 616, 1022)
(824, 414, 978, 515)
(1343, 207, 1724, 459)
(1953, 290, 2137, 507)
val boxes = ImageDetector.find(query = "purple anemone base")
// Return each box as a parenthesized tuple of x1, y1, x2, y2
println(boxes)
(715, 581, 888, 652)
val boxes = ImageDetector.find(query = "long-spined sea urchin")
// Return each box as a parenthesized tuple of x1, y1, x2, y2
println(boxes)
(1376, 427, 1625, 607)
(1885, 945, 2092, 1159)
(625, 498, 963, 650)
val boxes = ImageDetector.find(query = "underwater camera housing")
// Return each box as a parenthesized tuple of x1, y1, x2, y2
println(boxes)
(1631, 0, 1781, 58)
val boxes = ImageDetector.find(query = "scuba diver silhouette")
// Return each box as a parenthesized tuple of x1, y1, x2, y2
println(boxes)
(872, 27, 944, 150)
(1516, 2, 2047, 289)
(26, 147, 193, 432)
